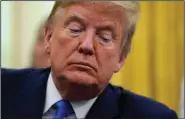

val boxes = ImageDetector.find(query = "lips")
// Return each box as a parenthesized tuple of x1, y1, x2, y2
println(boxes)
(68, 61, 97, 72)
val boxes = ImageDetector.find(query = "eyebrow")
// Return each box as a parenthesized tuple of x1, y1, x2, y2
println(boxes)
(64, 15, 86, 27)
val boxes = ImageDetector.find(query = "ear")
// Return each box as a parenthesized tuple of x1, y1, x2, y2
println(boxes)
(44, 25, 52, 55)
(114, 54, 126, 73)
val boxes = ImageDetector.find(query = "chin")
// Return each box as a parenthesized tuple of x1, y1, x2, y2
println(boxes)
(62, 70, 99, 86)
(57, 71, 101, 100)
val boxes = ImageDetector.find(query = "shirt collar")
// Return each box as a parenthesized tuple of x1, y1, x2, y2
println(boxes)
(43, 72, 97, 118)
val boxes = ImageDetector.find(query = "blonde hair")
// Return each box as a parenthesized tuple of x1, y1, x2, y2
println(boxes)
(47, 1, 140, 56)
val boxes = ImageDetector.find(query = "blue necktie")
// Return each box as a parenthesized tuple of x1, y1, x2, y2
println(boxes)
(53, 100, 76, 119)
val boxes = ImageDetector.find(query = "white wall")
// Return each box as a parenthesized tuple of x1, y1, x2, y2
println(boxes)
(1, 1, 54, 68)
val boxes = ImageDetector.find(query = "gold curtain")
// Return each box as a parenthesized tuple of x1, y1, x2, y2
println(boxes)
(110, 1, 184, 113)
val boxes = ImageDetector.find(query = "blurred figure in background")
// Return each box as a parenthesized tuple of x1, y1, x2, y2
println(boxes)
(31, 19, 50, 68)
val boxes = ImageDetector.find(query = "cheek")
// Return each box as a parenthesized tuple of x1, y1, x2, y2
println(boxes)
(96, 47, 119, 80)
(97, 47, 119, 69)
(50, 30, 79, 69)
(95, 48, 119, 90)
(52, 30, 78, 53)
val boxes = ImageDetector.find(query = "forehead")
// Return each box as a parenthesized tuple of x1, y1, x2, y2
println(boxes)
(56, 2, 126, 28)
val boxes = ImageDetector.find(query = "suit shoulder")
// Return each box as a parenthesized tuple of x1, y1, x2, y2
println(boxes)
(2, 68, 36, 86)
(2, 67, 50, 96)
(107, 84, 178, 118)
(1, 67, 48, 78)
(2, 68, 49, 88)
(2, 68, 35, 76)
(2, 68, 38, 81)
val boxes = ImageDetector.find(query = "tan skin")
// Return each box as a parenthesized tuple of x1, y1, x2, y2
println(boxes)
(44, 2, 127, 101)
(32, 26, 50, 68)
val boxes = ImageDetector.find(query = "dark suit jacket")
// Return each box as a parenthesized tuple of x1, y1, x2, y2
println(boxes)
(2, 68, 178, 119)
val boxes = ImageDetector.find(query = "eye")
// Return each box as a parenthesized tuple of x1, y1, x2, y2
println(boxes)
(100, 36, 112, 43)
(67, 22, 83, 36)
(69, 28, 82, 34)
(98, 31, 113, 45)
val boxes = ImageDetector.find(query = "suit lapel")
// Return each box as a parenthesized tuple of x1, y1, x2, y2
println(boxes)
(86, 84, 120, 118)
(19, 68, 51, 118)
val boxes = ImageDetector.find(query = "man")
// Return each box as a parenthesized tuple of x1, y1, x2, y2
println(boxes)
(2, 1, 178, 119)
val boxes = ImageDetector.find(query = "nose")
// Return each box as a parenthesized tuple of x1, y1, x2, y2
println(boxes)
(78, 29, 95, 55)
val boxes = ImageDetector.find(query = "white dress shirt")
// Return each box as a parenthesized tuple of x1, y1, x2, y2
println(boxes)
(43, 72, 97, 118)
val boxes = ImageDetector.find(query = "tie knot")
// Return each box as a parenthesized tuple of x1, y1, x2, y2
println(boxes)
(54, 100, 76, 118)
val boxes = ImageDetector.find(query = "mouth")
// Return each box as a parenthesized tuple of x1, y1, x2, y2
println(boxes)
(68, 62, 97, 72)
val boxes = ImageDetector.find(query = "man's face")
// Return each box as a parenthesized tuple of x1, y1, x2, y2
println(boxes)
(45, 2, 127, 100)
